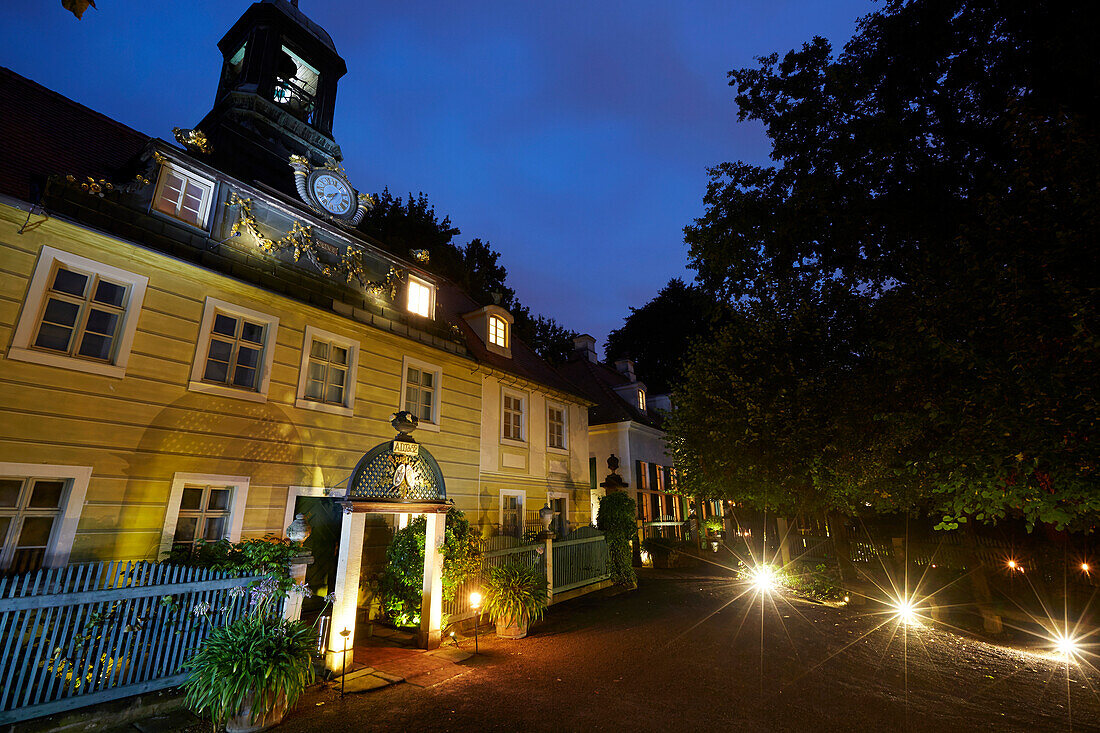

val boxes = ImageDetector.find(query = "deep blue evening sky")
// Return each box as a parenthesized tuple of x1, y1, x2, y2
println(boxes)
(0, 1, 872, 352)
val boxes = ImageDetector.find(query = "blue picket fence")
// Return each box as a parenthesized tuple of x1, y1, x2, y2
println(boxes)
(0, 561, 259, 725)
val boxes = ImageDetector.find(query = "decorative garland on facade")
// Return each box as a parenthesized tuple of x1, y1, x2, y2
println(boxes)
(226, 192, 405, 294)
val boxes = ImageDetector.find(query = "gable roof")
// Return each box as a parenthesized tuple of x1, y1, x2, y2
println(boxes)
(437, 284, 590, 403)
(0, 67, 150, 204)
(556, 353, 662, 429)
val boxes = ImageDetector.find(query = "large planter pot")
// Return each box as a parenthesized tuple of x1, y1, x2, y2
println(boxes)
(495, 616, 529, 639)
(225, 693, 287, 733)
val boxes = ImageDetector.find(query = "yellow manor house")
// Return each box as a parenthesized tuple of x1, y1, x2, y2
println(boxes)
(0, 0, 592, 589)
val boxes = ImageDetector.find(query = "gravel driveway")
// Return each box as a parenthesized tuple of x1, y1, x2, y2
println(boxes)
(273, 567, 1100, 732)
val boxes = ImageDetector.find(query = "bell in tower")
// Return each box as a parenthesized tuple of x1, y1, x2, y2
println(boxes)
(194, 0, 347, 196)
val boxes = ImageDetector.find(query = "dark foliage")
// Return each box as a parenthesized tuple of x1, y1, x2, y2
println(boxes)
(596, 491, 638, 586)
(604, 278, 716, 394)
(674, 0, 1100, 531)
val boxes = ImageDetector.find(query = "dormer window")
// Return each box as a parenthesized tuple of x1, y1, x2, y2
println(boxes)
(488, 316, 508, 348)
(153, 162, 215, 229)
(638, 390, 646, 412)
(273, 44, 320, 124)
(406, 276, 434, 318)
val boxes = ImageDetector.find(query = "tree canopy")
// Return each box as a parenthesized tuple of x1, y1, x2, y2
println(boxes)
(358, 189, 577, 362)
(672, 0, 1099, 531)
(604, 278, 715, 394)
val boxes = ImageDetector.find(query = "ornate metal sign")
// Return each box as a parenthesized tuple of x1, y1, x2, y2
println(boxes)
(345, 412, 448, 508)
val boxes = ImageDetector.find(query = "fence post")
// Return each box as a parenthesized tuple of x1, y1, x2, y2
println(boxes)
(775, 517, 793, 567)
(545, 536, 554, 604)
(282, 552, 314, 622)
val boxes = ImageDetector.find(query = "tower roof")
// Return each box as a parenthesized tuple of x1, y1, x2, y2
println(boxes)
(260, 0, 337, 55)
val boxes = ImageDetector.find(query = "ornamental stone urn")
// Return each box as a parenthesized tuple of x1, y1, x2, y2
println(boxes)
(286, 513, 311, 543)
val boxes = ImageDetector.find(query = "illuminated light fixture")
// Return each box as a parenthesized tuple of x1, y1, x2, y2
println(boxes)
(1081, 563, 1091, 573)
(891, 597, 921, 625)
(1053, 632, 1080, 659)
(843, 595, 850, 604)
(1006, 560, 1017, 570)
(750, 564, 779, 593)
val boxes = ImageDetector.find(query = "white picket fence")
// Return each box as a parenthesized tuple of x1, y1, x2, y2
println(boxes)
(0, 561, 258, 725)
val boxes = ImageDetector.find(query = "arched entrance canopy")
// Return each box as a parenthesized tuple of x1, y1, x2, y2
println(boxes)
(327, 412, 450, 672)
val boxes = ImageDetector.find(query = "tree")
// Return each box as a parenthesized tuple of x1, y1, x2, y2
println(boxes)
(359, 189, 577, 362)
(674, 0, 1100, 531)
(604, 278, 715, 394)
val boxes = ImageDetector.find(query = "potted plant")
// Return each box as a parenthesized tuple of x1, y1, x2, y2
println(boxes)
(483, 562, 548, 639)
(182, 609, 315, 732)
(179, 538, 326, 733)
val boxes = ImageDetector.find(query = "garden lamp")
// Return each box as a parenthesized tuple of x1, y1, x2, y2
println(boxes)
(339, 627, 351, 696)
(470, 591, 483, 654)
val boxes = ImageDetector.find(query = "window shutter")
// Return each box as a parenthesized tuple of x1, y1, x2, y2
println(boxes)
(649, 463, 659, 495)
(635, 460, 644, 490)
(589, 457, 597, 491)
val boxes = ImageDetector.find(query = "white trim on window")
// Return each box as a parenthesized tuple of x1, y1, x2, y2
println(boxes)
(399, 355, 442, 431)
(501, 387, 527, 445)
(160, 472, 249, 558)
(151, 161, 216, 230)
(546, 400, 568, 453)
(405, 275, 435, 319)
(499, 488, 526, 538)
(0, 462, 91, 569)
(294, 325, 359, 417)
(189, 297, 279, 403)
(8, 246, 149, 379)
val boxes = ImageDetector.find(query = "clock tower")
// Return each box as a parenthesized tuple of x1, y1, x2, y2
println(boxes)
(193, 0, 348, 197)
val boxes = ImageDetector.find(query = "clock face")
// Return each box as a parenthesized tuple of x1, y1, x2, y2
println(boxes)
(310, 172, 354, 217)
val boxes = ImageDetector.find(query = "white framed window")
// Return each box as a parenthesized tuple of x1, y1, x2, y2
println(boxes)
(502, 389, 526, 443)
(399, 356, 442, 430)
(189, 297, 279, 403)
(152, 162, 216, 229)
(0, 463, 91, 572)
(160, 472, 249, 558)
(406, 275, 435, 318)
(488, 316, 508, 348)
(295, 325, 359, 416)
(547, 402, 567, 451)
(638, 390, 646, 412)
(8, 246, 149, 379)
(500, 489, 525, 539)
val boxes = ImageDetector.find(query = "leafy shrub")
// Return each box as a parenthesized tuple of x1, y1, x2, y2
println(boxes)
(597, 492, 637, 586)
(782, 563, 846, 601)
(165, 536, 304, 595)
(182, 614, 315, 726)
(483, 562, 548, 627)
(701, 517, 724, 533)
(379, 507, 481, 626)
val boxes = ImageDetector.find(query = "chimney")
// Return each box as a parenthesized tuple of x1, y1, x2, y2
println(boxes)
(613, 358, 636, 382)
(573, 334, 598, 363)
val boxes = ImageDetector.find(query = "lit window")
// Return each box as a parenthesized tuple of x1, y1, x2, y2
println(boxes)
(406, 276, 434, 318)
(171, 484, 233, 552)
(638, 390, 646, 411)
(547, 405, 565, 450)
(153, 163, 215, 228)
(273, 45, 320, 123)
(189, 298, 279, 403)
(488, 316, 507, 347)
(503, 392, 525, 442)
(9, 246, 149, 379)
(0, 477, 66, 573)
(501, 490, 525, 538)
(404, 366, 436, 423)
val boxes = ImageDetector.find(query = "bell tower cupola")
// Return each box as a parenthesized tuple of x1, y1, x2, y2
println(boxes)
(195, 0, 348, 195)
